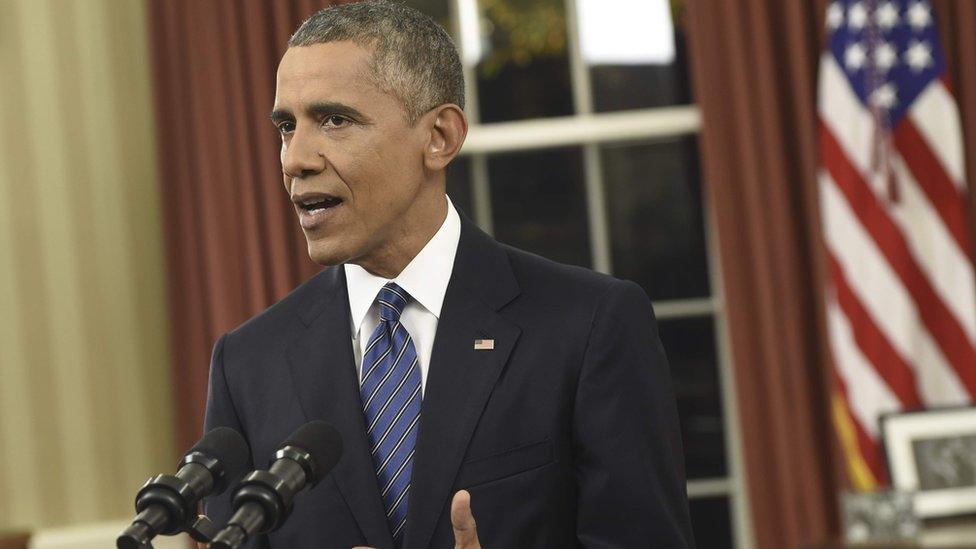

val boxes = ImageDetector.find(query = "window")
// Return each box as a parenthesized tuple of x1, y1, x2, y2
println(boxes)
(411, 1, 752, 546)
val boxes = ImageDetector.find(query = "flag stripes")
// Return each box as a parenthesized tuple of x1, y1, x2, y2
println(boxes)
(827, 252, 923, 408)
(820, 58, 975, 331)
(892, 121, 972, 258)
(822, 169, 968, 405)
(911, 83, 967, 187)
(821, 123, 976, 392)
(827, 300, 902, 440)
(819, 0, 976, 488)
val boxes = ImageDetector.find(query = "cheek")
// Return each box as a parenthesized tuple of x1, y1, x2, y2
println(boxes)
(343, 161, 387, 219)
(332, 134, 419, 216)
(280, 144, 289, 191)
(343, 168, 403, 234)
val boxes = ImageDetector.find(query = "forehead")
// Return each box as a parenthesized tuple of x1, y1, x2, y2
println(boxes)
(274, 41, 383, 109)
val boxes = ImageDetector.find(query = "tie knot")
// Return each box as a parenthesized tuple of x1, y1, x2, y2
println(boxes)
(376, 282, 409, 322)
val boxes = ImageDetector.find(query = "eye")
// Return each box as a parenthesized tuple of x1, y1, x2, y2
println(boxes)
(276, 121, 296, 135)
(323, 115, 350, 128)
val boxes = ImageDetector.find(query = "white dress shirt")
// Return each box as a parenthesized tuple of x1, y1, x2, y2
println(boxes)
(343, 195, 461, 394)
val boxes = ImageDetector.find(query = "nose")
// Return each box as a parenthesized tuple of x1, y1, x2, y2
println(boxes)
(281, 125, 326, 179)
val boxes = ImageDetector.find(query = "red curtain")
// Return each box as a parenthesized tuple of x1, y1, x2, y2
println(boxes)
(149, 0, 348, 451)
(685, 1, 976, 548)
(937, 0, 976, 244)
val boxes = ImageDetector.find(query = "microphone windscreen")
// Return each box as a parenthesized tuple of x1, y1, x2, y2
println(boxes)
(282, 420, 343, 482)
(187, 426, 250, 489)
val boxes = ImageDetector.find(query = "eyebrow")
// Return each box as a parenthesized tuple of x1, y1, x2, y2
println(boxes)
(269, 101, 370, 124)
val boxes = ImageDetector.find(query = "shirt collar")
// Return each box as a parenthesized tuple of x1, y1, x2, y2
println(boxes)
(344, 195, 461, 336)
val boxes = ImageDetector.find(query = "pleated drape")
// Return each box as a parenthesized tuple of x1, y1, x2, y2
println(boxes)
(148, 1, 357, 450)
(685, 1, 976, 547)
(0, 0, 174, 529)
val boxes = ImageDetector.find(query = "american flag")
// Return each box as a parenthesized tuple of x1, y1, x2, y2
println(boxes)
(818, 0, 976, 489)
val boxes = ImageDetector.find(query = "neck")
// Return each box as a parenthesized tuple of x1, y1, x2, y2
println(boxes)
(354, 190, 448, 279)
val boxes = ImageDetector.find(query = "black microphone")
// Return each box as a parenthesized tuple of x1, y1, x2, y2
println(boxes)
(210, 420, 343, 549)
(116, 427, 250, 549)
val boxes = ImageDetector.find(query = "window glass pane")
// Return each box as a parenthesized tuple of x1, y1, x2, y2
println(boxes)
(488, 147, 590, 267)
(690, 497, 734, 549)
(658, 316, 726, 479)
(577, 0, 693, 111)
(603, 136, 710, 301)
(470, 0, 575, 122)
(446, 156, 475, 218)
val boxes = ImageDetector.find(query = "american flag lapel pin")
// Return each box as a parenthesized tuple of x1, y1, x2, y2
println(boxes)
(474, 338, 495, 350)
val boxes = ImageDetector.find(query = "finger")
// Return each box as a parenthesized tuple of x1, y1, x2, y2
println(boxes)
(451, 490, 480, 548)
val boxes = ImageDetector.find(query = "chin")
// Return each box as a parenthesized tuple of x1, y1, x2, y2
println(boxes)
(306, 241, 349, 267)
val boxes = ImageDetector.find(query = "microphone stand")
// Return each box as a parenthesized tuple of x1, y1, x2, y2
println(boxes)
(118, 513, 218, 548)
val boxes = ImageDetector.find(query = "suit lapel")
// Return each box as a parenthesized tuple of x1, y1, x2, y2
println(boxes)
(285, 267, 395, 549)
(404, 213, 522, 549)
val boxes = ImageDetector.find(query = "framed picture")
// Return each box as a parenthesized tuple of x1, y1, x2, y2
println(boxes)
(881, 406, 976, 519)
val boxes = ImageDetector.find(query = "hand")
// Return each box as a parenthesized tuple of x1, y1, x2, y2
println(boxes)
(353, 490, 481, 549)
(450, 490, 481, 549)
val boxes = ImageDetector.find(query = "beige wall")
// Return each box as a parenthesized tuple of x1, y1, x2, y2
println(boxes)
(0, 0, 175, 530)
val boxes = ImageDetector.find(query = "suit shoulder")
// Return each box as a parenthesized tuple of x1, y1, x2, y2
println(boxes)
(501, 244, 642, 304)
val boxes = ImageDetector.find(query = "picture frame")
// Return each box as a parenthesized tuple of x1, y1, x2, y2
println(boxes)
(881, 406, 976, 519)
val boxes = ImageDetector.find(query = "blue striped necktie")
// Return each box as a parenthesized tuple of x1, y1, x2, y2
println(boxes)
(360, 282, 422, 546)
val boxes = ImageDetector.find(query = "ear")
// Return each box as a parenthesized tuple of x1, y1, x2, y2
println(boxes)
(422, 104, 468, 172)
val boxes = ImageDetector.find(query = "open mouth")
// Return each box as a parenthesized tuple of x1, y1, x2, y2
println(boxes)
(297, 195, 343, 213)
(292, 192, 344, 230)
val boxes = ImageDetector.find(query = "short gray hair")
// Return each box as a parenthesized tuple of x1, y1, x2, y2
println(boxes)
(289, 0, 465, 123)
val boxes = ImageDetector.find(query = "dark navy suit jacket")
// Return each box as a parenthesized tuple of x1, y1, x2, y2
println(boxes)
(203, 210, 695, 548)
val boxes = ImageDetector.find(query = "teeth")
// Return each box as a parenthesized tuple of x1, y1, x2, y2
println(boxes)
(300, 196, 337, 206)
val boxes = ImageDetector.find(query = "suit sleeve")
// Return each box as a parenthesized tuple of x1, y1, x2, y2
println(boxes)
(202, 333, 266, 549)
(573, 280, 695, 548)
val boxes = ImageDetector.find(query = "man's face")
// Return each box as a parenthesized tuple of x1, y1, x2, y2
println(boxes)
(272, 41, 429, 267)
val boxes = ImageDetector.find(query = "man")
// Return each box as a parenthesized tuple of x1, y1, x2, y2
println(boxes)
(203, 1, 694, 548)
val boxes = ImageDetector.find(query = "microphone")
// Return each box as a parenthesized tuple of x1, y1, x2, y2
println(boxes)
(210, 420, 343, 549)
(116, 427, 250, 549)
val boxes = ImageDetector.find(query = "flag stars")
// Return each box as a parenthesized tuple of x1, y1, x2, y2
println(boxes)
(849, 2, 869, 30)
(870, 83, 898, 109)
(874, 42, 898, 72)
(907, 1, 932, 32)
(875, 2, 900, 31)
(904, 39, 933, 72)
(845, 42, 868, 71)
(827, 2, 845, 30)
